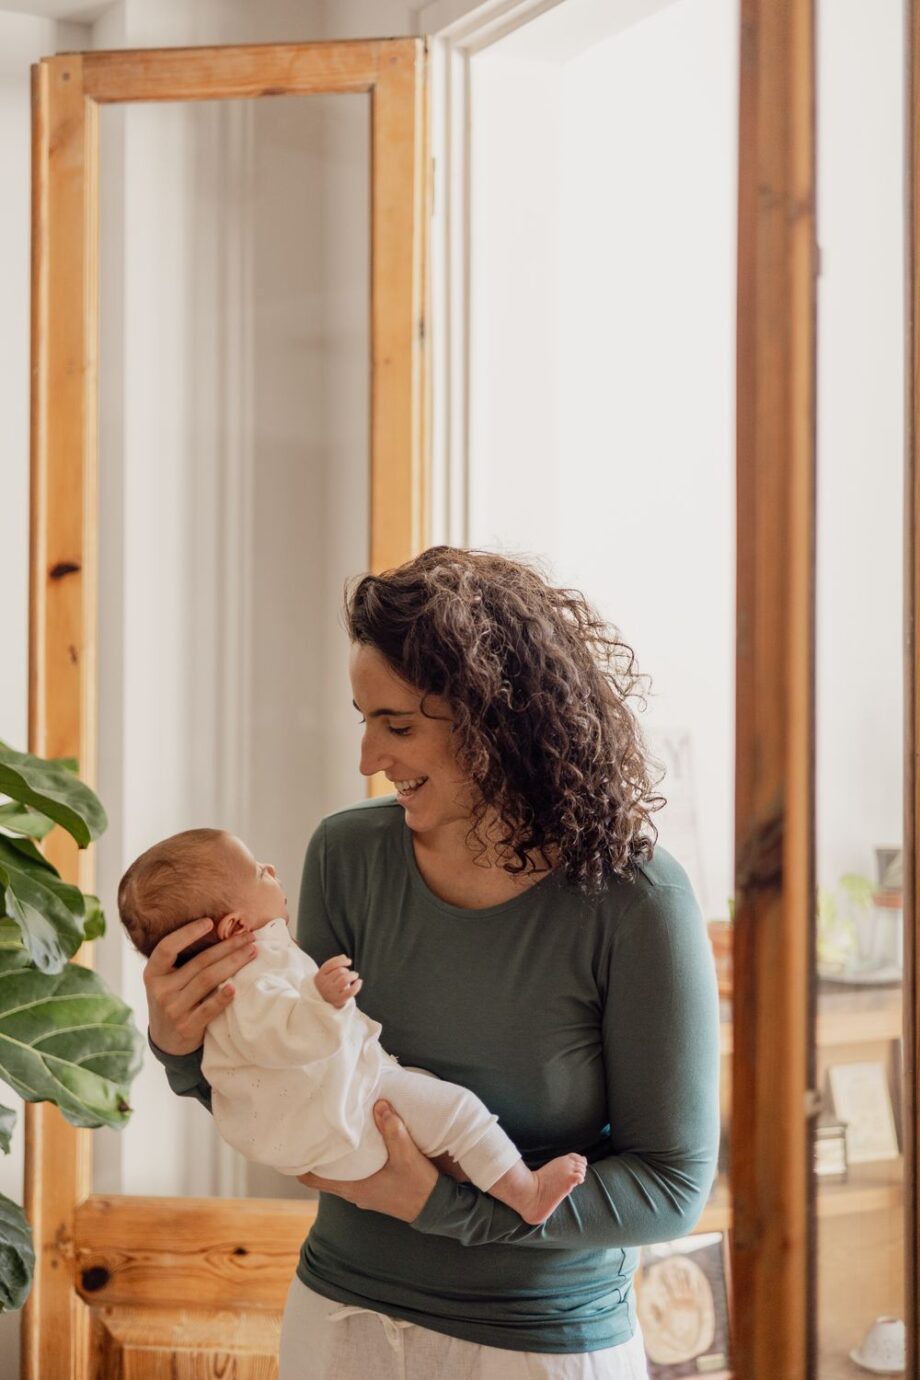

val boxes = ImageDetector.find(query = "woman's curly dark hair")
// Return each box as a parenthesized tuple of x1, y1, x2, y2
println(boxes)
(346, 547, 665, 892)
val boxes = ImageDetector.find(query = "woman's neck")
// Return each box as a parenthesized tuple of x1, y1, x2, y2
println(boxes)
(410, 814, 555, 910)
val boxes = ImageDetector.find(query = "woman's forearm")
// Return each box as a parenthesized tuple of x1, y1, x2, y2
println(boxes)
(411, 1143, 715, 1250)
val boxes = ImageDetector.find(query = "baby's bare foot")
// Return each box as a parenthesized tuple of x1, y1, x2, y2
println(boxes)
(520, 1153, 588, 1225)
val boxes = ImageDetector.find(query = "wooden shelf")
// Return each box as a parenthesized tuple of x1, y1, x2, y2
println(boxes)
(698, 1158, 903, 1235)
(719, 983, 902, 1056)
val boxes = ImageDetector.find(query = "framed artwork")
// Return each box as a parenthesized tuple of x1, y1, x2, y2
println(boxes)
(635, 1231, 732, 1378)
(827, 1061, 900, 1164)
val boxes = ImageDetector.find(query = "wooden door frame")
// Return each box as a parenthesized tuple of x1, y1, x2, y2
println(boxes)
(733, 1, 816, 1376)
(26, 37, 428, 1379)
(907, 4, 919, 1374)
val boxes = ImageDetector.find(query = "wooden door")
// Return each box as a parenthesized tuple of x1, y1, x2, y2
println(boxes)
(733, 1, 815, 1375)
(26, 39, 428, 1379)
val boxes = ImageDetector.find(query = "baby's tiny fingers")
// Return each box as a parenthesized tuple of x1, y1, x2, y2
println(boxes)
(321, 955, 352, 973)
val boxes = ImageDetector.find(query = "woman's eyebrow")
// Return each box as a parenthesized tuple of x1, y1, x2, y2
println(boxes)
(351, 699, 415, 718)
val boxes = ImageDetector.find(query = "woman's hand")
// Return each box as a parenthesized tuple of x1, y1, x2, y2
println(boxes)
(298, 1101, 441, 1222)
(144, 919, 258, 1056)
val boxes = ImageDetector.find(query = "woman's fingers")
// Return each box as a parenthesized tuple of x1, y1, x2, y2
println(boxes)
(185, 982, 237, 1032)
(143, 918, 216, 980)
(178, 941, 257, 1006)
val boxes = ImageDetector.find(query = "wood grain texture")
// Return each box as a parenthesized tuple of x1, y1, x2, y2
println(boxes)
(24, 51, 99, 1380)
(74, 1197, 316, 1311)
(81, 38, 415, 103)
(733, 1, 816, 1376)
(89, 1304, 282, 1380)
(906, 2, 919, 1372)
(370, 41, 429, 574)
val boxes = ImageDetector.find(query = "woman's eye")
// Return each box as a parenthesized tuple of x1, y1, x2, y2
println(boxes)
(389, 727, 411, 737)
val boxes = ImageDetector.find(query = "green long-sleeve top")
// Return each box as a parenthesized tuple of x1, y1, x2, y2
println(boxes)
(154, 797, 720, 1354)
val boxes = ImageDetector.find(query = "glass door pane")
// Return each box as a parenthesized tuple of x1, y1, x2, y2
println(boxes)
(814, 1, 907, 1371)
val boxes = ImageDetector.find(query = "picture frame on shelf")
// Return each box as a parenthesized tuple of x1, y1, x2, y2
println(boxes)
(827, 1060, 900, 1164)
(635, 1231, 732, 1378)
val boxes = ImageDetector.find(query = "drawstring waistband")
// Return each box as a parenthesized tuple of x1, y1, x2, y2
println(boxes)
(326, 1304, 414, 1380)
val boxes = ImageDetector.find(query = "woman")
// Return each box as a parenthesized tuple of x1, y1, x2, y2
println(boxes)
(146, 546, 720, 1379)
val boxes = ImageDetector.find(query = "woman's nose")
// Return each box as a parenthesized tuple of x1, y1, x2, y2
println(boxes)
(359, 731, 393, 778)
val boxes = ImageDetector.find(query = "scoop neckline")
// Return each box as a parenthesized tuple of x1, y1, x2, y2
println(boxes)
(400, 818, 561, 919)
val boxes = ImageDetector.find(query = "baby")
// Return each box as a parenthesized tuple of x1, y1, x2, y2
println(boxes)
(118, 828, 587, 1224)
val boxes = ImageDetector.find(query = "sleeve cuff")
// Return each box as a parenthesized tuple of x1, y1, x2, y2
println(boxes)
(147, 1029, 204, 1072)
(410, 1173, 474, 1233)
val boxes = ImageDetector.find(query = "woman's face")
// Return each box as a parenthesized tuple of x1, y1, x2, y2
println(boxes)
(349, 643, 474, 837)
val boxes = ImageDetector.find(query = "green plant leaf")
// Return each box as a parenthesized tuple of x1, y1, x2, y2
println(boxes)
(0, 743, 106, 848)
(0, 1192, 33, 1312)
(840, 873, 874, 910)
(0, 1104, 14, 1155)
(0, 804, 54, 842)
(0, 838, 85, 974)
(0, 949, 143, 1130)
(82, 895, 105, 941)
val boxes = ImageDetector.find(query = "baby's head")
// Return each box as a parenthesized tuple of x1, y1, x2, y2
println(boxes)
(118, 828, 288, 959)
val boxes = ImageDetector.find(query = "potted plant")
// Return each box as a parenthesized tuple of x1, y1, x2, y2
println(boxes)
(0, 742, 142, 1311)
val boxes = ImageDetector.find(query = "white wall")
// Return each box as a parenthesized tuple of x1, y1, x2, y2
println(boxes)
(469, 0, 905, 917)
(816, 0, 904, 891)
(469, 0, 738, 918)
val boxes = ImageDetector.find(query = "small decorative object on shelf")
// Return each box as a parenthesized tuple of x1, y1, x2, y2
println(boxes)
(827, 1062, 900, 1165)
(635, 1231, 732, 1378)
(818, 866, 903, 985)
(813, 1113, 848, 1182)
(850, 1315, 906, 1374)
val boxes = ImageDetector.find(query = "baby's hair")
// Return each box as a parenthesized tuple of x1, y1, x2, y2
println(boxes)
(118, 828, 240, 958)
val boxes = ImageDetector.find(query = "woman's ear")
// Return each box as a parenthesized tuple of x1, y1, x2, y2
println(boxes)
(216, 912, 246, 941)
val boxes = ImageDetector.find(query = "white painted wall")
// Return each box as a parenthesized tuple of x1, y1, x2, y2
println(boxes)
(468, 0, 904, 918)
(469, 0, 738, 918)
(815, 0, 904, 892)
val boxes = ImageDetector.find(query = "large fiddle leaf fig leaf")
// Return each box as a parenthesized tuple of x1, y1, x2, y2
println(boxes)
(0, 950, 143, 1129)
(0, 743, 106, 848)
(0, 1193, 33, 1312)
(0, 803, 54, 842)
(0, 836, 86, 974)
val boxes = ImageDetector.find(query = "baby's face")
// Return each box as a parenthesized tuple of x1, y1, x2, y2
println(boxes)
(221, 836, 290, 929)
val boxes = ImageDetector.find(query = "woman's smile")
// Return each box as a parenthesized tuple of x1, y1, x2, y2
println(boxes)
(390, 775, 429, 803)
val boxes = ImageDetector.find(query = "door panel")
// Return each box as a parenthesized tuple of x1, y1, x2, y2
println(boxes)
(27, 38, 427, 1379)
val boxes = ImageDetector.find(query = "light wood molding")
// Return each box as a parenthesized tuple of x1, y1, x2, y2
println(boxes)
(370, 42, 430, 573)
(74, 1197, 316, 1311)
(81, 39, 413, 103)
(25, 52, 99, 1380)
(89, 1303, 282, 1378)
(733, 0, 816, 1376)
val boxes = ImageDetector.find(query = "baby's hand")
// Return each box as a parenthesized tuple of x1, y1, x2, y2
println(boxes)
(315, 954, 363, 1009)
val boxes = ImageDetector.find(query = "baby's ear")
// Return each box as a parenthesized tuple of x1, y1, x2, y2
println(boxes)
(216, 912, 245, 941)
